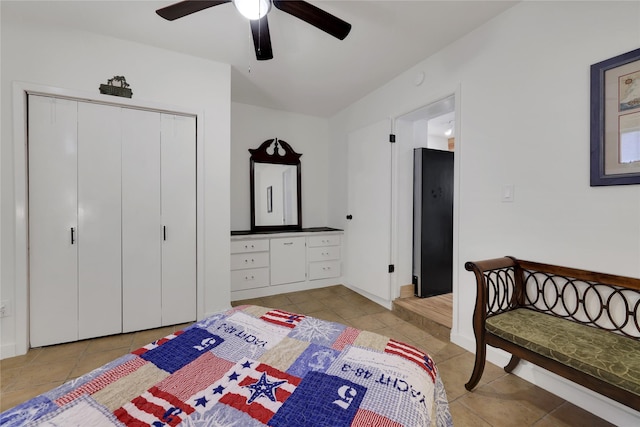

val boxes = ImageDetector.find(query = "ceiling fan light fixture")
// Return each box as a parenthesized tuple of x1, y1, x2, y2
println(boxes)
(233, 0, 271, 20)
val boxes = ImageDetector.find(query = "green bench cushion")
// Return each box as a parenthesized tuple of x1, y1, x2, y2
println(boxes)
(486, 308, 640, 397)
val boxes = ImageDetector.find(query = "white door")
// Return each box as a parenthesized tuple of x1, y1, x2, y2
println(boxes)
(122, 108, 162, 332)
(346, 120, 392, 301)
(77, 102, 122, 340)
(160, 114, 196, 326)
(29, 95, 79, 347)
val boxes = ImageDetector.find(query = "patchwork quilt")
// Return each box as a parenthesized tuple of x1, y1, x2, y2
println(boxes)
(1, 305, 452, 427)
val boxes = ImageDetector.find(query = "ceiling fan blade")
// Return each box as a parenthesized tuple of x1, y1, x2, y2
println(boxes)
(273, 0, 351, 40)
(250, 16, 273, 61)
(156, 0, 230, 21)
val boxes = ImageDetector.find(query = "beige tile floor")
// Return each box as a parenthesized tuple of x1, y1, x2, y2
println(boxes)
(0, 285, 613, 426)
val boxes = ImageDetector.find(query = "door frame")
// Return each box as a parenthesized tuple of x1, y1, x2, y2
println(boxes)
(390, 88, 461, 335)
(11, 81, 205, 357)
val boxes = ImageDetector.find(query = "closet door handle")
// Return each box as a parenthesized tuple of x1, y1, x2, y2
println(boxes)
(163, 226, 167, 241)
(70, 227, 75, 244)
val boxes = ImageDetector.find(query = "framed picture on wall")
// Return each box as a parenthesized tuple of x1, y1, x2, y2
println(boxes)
(590, 47, 640, 186)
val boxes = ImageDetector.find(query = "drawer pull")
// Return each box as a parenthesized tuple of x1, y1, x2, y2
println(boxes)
(244, 275, 255, 280)
(283, 242, 294, 245)
(244, 258, 255, 263)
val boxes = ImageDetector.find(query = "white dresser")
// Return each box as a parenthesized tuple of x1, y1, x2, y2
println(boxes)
(230, 229, 343, 300)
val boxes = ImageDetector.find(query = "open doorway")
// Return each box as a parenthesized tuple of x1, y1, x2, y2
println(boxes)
(393, 95, 455, 329)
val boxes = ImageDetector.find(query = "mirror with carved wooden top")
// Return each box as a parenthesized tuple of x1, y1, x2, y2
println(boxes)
(250, 138, 302, 231)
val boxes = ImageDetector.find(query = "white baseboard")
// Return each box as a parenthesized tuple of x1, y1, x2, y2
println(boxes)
(1, 342, 17, 360)
(345, 284, 393, 310)
(231, 278, 346, 302)
(450, 332, 640, 426)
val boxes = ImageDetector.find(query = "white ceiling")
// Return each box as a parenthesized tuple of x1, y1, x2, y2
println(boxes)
(2, 0, 517, 117)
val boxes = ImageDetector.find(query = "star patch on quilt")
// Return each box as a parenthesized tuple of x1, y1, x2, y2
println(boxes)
(185, 358, 301, 425)
(245, 372, 287, 403)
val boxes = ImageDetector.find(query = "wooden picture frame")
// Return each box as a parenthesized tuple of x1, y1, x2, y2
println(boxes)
(266, 185, 273, 213)
(590, 47, 640, 186)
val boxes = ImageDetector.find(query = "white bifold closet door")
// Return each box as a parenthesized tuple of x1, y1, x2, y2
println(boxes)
(121, 109, 162, 332)
(29, 97, 122, 346)
(30, 95, 196, 346)
(77, 102, 123, 340)
(29, 96, 80, 347)
(121, 111, 196, 331)
(160, 114, 196, 326)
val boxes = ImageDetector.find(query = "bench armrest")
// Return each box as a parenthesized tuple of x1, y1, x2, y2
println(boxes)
(464, 256, 520, 391)
(465, 256, 520, 317)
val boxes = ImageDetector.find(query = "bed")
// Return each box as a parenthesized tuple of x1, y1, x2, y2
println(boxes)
(1, 305, 452, 426)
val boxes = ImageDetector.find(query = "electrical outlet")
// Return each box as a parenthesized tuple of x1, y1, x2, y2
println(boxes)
(0, 300, 10, 318)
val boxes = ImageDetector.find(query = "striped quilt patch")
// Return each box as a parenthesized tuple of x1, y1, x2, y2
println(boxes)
(114, 386, 194, 426)
(384, 339, 436, 382)
(332, 326, 361, 350)
(55, 357, 147, 406)
(260, 309, 306, 328)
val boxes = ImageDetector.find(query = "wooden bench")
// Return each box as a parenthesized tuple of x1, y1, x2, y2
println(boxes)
(464, 256, 640, 412)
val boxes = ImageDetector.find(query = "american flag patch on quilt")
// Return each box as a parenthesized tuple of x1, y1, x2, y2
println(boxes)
(0, 305, 452, 427)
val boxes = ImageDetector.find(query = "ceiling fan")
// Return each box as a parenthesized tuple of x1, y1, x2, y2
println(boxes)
(156, 0, 352, 61)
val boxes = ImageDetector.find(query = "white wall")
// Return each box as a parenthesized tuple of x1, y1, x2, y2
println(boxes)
(1, 20, 231, 357)
(231, 102, 330, 231)
(427, 134, 449, 151)
(329, 1, 640, 424)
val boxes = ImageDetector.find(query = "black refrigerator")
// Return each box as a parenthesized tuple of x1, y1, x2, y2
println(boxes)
(412, 148, 454, 298)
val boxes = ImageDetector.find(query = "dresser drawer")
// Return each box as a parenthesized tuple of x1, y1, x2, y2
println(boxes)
(231, 239, 269, 254)
(307, 234, 341, 247)
(308, 260, 341, 280)
(231, 252, 269, 270)
(231, 267, 270, 291)
(308, 246, 341, 262)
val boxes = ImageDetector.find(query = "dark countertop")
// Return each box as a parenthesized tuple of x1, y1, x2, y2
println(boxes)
(231, 227, 342, 236)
